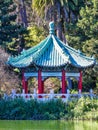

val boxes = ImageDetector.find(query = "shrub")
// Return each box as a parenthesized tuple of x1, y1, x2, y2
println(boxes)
(0, 98, 98, 120)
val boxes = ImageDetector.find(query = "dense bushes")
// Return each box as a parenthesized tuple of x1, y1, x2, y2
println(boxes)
(0, 98, 98, 120)
(72, 97, 98, 120)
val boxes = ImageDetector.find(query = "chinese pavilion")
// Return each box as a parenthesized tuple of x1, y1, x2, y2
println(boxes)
(7, 22, 96, 95)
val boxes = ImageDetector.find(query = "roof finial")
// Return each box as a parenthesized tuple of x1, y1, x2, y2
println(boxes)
(49, 21, 55, 34)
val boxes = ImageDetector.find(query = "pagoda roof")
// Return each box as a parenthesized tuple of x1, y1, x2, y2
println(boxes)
(7, 22, 96, 69)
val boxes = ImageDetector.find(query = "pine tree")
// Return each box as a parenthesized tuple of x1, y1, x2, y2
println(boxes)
(0, 0, 17, 46)
(0, 0, 27, 55)
(66, 0, 98, 91)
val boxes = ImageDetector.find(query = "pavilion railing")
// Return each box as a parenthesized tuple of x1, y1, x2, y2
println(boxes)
(3, 89, 97, 102)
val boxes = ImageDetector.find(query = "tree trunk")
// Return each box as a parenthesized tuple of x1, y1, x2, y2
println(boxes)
(19, 0, 28, 27)
(56, 1, 63, 41)
(63, 7, 69, 22)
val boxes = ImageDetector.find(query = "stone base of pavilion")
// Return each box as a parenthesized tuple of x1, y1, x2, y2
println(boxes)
(3, 89, 96, 102)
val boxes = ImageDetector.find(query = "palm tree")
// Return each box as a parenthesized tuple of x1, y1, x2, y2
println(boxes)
(32, 0, 85, 41)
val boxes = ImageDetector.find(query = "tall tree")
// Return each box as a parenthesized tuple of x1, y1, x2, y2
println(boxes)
(32, 0, 85, 41)
(15, 0, 28, 27)
(0, 0, 27, 55)
(66, 0, 98, 58)
(0, 0, 17, 47)
(66, 0, 98, 90)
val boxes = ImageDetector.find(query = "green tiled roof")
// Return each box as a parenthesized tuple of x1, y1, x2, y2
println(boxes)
(7, 22, 96, 69)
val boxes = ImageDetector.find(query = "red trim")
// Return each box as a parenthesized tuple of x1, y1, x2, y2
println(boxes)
(42, 81, 44, 93)
(22, 70, 25, 90)
(38, 69, 42, 94)
(78, 71, 82, 92)
(22, 70, 28, 94)
(25, 80, 28, 94)
(62, 69, 66, 94)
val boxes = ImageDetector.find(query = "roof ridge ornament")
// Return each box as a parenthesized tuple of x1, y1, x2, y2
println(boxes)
(49, 21, 55, 35)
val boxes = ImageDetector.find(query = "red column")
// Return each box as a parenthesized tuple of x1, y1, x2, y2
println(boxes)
(62, 69, 66, 94)
(78, 71, 82, 92)
(38, 69, 42, 95)
(42, 80, 44, 93)
(22, 70, 28, 94)
(25, 80, 28, 94)
(22, 70, 25, 91)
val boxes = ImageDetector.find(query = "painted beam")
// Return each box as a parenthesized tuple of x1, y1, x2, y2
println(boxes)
(24, 72, 80, 78)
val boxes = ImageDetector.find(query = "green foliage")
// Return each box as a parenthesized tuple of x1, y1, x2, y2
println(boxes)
(0, 0, 17, 46)
(0, 99, 66, 120)
(32, 0, 86, 41)
(0, 98, 98, 120)
(78, 1, 98, 39)
(67, 0, 98, 59)
(32, 0, 85, 19)
(24, 25, 46, 48)
(66, 0, 98, 91)
(72, 97, 98, 119)
(0, 0, 28, 55)
(0, 0, 16, 45)
(83, 68, 97, 91)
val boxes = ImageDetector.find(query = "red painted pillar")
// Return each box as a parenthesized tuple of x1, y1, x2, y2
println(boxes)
(25, 80, 28, 94)
(38, 69, 42, 95)
(62, 69, 66, 94)
(22, 70, 25, 91)
(22, 70, 28, 94)
(42, 80, 44, 93)
(78, 71, 82, 92)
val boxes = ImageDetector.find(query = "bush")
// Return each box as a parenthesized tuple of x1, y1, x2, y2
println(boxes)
(0, 98, 98, 120)
(72, 97, 98, 119)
